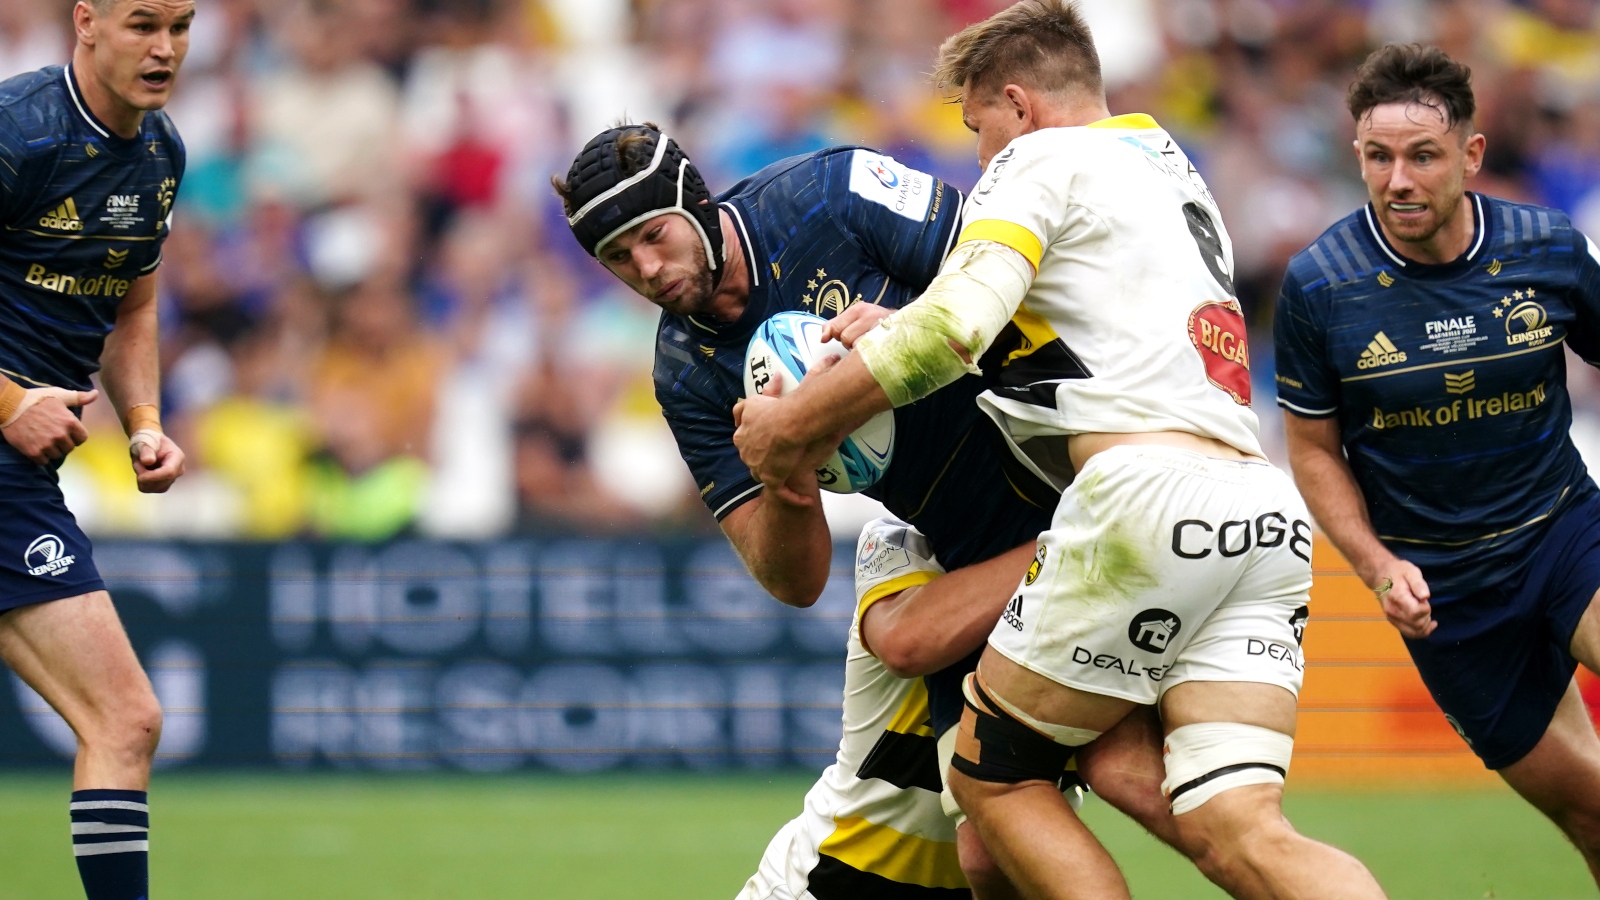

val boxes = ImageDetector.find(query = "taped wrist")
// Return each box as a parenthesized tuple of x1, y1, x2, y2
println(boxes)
(0, 377, 24, 427)
(951, 673, 1098, 786)
(124, 403, 161, 437)
(855, 240, 1034, 407)
(1161, 722, 1294, 816)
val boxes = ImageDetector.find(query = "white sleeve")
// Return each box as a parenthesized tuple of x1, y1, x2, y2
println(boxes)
(853, 517, 945, 630)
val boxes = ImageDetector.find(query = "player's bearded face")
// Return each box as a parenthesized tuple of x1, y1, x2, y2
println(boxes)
(84, 0, 195, 111)
(1356, 102, 1484, 246)
(600, 214, 717, 317)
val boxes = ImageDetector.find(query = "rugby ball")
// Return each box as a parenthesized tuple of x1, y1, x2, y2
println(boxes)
(743, 311, 895, 493)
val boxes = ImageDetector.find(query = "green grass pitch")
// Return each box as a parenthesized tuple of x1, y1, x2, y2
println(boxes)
(0, 773, 1591, 899)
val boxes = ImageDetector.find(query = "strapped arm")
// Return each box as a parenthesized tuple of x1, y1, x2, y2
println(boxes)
(854, 240, 1035, 407)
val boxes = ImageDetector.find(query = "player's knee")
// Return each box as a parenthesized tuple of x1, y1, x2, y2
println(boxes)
(90, 687, 162, 764)
(1551, 799, 1600, 851)
(1178, 807, 1298, 886)
(1161, 723, 1292, 816)
(955, 822, 1011, 895)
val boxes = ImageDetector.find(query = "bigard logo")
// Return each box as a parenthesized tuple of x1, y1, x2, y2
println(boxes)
(1186, 300, 1251, 406)
(24, 534, 74, 578)
(39, 197, 83, 232)
(1128, 609, 1182, 654)
(1356, 332, 1406, 369)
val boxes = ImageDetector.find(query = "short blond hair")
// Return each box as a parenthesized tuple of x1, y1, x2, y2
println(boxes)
(933, 0, 1102, 102)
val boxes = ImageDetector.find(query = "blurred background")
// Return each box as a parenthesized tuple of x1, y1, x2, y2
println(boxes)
(0, 0, 1594, 542)
(3, 0, 1600, 897)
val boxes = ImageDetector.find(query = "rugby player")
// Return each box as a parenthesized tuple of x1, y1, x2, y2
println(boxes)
(1276, 44, 1600, 881)
(733, 3, 1386, 898)
(0, 2, 190, 898)
(738, 520, 1043, 899)
(553, 125, 1184, 897)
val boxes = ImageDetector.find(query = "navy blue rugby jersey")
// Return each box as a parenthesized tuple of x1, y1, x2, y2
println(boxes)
(655, 147, 1052, 570)
(0, 65, 184, 398)
(1274, 193, 1600, 605)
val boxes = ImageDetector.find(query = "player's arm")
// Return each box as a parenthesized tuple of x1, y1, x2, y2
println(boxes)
(99, 273, 184, 492)
(735, 148, 1055, 487)
(735, 240, 1035, 487)
(0, 111, 100, 464)
(661, 376, 833, 608)
(719, 473, 834, 608)
(1563, 231, 1600, 365)
(861, 541, 1034, 678)
(1274, 274, 1433, 638)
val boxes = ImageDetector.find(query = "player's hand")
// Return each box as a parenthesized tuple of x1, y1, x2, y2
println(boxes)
(0, 388, 98, 465)
(1369, 556, 1435, 639)
(821, 303, 893, 349)
(130, 431, 185, 493)
(734, 370, 847, 502)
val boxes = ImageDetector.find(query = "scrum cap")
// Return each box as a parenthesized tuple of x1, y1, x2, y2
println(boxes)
(563, 126, 725, 285)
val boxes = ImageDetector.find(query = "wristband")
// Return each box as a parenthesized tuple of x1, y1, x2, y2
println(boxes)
(124, 403, 162, 437)
(0, 378, 23, 427)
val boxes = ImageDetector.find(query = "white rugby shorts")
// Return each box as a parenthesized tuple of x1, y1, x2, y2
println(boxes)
(987, 445, 1313, 705)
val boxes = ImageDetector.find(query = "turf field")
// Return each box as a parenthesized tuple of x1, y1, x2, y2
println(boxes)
(0, 773, 1590, 899)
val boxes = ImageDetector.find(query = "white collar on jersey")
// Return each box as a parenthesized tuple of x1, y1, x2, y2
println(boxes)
(1363, 192, 1485, 269)
(62, 64, 111, 140)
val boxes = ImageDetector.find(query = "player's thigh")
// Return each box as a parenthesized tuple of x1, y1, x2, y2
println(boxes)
(1567, 585, 1600, 675)
(0, 590, 157, 735)
(985, 448, 1255, 711)
(1499, 680, 1600, 825)
(1076, 706, 1182, 849)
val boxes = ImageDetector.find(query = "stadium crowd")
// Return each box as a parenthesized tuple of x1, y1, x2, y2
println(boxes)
(2, 0, 1597, 541)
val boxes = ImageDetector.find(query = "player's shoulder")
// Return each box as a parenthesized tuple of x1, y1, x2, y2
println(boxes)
(0, 66, 72, 142)
(652, 313, 725, 406)
(1284, 206, 1383, 296)
(140, 108, 186, 161)
(854, 516, 942, 592)
(718, 147, 861, 207)
(1478, 193, 1582, 260)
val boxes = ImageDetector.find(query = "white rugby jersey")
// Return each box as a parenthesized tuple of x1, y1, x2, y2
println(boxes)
(737, 518, 965, 899)
(963, 114, 1263, 481)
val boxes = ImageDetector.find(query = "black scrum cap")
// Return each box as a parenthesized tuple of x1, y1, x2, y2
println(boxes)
(563, 126, 725, 286)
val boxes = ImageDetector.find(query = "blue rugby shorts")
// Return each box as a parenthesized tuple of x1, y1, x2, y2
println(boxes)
(0, 460, 105, 614)
(1405, 490, 1600, 769)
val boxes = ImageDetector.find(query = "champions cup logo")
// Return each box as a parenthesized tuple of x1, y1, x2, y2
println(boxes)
(24, 534, 75, 578)
(857, 533, 880, 567)
(1504, 300, 1553, 347)
(867, 159, 899, 189)
(1187, 301, 1252, 406)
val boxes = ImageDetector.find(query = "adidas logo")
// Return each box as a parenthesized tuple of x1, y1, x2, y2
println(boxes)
(1002, 594, 1025, 631)
(1445, 370, 1475, 395)
(39, 198, 83, 232)
(1357, 331, 1407, 370)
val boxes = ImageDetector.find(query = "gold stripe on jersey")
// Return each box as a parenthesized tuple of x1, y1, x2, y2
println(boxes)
(1339, 339, 1565, 383)
(885, 679, 935, 737)
(817, 816, 966, 890)
(1087, 113, 1160, 130)
(958, 220, 1043, 270)
(855, 570, 939, 633)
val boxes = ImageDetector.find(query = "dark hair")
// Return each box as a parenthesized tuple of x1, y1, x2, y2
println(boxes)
(1348, 44, 1475, 131)
(933, 0, 1102, 101)
(550, 121, 662, 216)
